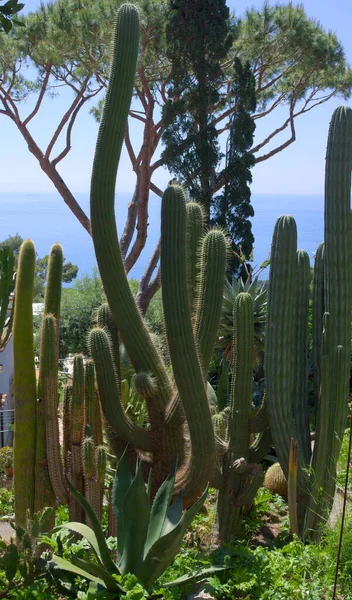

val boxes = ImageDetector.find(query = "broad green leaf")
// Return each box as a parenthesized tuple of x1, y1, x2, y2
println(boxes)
(137, 486, 208, 587)
(55, 522, 102, 564)
(163, 565, 233, 588)
(118, 461, 150, 576)
(52, 554, 104, 586)
(66, 478, 118, 576)
(72, 556, 123, 592)
(113, 448, 132, 555)
(161, 492, 183, 537)
(144, 465, 176, 557)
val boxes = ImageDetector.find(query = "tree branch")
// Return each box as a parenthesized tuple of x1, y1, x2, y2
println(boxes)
(23, 66, 51, 126)
(44, 77, 90, 160)
(51, 95, 89, 166)
(136, 241, 161, 314)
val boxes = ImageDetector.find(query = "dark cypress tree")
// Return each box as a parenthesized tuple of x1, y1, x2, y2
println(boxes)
(161, 0, 234, 220)
(212, 58, 257, 276)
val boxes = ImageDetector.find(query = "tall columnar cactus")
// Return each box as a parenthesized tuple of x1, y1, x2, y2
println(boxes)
(13, 240, 37, 527)
(218, 293, 265, 539)
(35, 244, 63, 516)
(88, 2, 269, 538)
(265, 106, 352, 538)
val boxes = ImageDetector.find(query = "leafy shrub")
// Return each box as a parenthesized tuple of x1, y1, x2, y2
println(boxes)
(0, 487, 14, 517)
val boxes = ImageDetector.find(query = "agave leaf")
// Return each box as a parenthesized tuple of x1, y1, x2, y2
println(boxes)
(113, 449, 133, 556)
(160, 492, 183, 537)
(163, 565, 233, 588)
(66, 478, 118, 576)
(144, 465, 176, 557)
(71, 556, 123, 592)
(52, 554, 105, 586)
(113, 448, 132, 522)
(118, 460, 150, 576)
(137, 486, 208, 588)
(55, 522, 101, 563)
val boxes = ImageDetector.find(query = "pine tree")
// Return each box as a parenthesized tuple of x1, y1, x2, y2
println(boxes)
(212, 58, 256, 276)
(162, 0, 234, 219)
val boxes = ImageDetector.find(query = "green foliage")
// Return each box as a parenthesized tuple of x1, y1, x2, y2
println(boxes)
(0, 508, 53, 592)
(0, 244, 15, 349)
(212, 58, 256, 274)
(235, 4, 352, 111)
(218, 277, 268, 369)
(162, 0, 234, 216)
(59, 269, 105, 356)
(0, 234, 79, 302)
(336, 426, 352, 490)
(0, 0, 24, 33)
(0, 445, 13, 468)
(0, 486, 14, 517)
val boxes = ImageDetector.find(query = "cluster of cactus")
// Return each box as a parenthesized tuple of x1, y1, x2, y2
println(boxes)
(86, 2, 270, 541)
(0, 245, 15, 349)
(13, 241, 106, 526)
(12, 3, 351, 545)
(265, 107, 352, 539)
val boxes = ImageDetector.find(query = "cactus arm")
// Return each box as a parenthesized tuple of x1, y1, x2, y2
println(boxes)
(249, 396, 269, 433)
(96, 304, 121, 389)
(85, 359, 103, 447)
(324, 106, 352, 475)
(43, 243, 63, 318)
(186, 201, 204, 312)
(69, 356, 86, 522)
(90, 4, 171, 408)
(227, 293, 254, 462)
(63, 384, 72, 477)
(248, 428, 272, 463)
(293, 250, 311, 484)
(305, 314, 332, 534)
(38, 315, 68, 506)
(218, 293, 254, 539)
(35, 245, 63, 515)
(311, 242, 324, 418)
(161, 185, 215, 498)
(265, 216, 298, 478)
(13, 240, 37, 526)
(89, 328, 152, 453)
(195, 230, 227, 375)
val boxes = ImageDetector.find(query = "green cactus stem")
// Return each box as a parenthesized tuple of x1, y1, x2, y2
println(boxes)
(265, 216, 298, 478)
(186, 201, 204, 311)
(35, 245, 64, 516)
(13, 240, 37, 526)
(218, 293, 259, 540)
(311, 242, 324, 419)
(38, 315, 67, 506)
(161, 185, 216, 500)
(70, 355, 85, 521)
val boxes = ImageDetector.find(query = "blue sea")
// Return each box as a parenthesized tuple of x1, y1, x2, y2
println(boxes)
(0, 192, 324, 281)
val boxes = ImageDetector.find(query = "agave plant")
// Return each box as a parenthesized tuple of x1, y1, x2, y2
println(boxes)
(52, 453, 224, 594)
(218, 277, 268, 366)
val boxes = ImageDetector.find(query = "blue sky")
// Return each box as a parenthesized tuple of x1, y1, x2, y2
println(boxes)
(1, 0, 352, 195)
